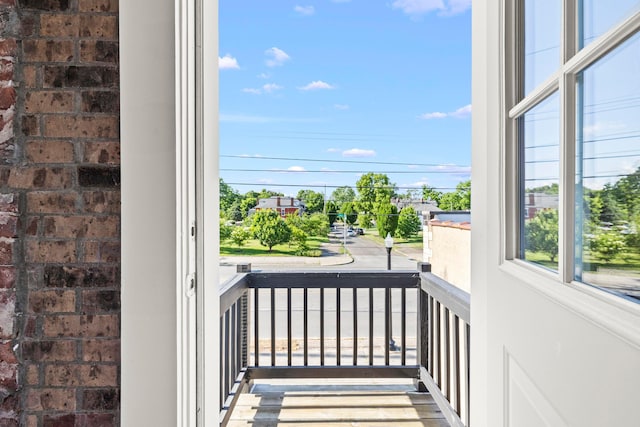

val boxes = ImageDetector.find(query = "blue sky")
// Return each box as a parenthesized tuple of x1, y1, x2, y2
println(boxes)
(219, 0, 472, 199)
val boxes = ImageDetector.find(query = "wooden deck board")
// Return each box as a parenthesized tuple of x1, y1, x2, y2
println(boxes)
(227, 389, 449, 426)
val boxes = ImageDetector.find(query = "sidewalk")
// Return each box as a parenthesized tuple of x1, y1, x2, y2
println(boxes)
(220, 253, 353, 267)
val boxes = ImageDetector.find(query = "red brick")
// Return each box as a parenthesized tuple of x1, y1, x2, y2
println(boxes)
(81, 388, 118, 410)
(6, 167, 73, 189)
(84, 141, 119, 164)
(82, 290, 119, 313)
(82, 339, 119, 362)
(43, 414, 75, 427)
(28, 290, 76, 313)
(22, 39, 75, 63)
(43, 215, 118, 238)
(79, 364, 117, 386)
(80, 15, 117, 38)
(79, 0, 118, 12)
(0, 193, 18, 213)
(25, 415, 37, 427)
(0, 342, 17, 364)
(44, 364, 79, 386)
(0, 241, 13, 264)
(21, 340, 76, 362)
(22, 65, 37, 88)
(43, 314, 118, 338)
(44, 116, 118, 139)
(76, 413, 115, 427)
(25, 140, 75, 163)
(25, 388, 76, 411)
(26, 240, 77, 263)
(40, 14, 79, 38)
(25, 91, 74, 113)
(44, 265, 119, 288)
(0, 267, 16, 288)
(0, 360, 17, 389)
(0, 39, 17, 56)
(80, 41, 118, 64)
(82, 191, 119, 213)
(0, 291, 15, 338)
(0, 214, 17, 238)
(0, 87, 16, 110)
(26, 364, 39, 385)
(0, 58, 14, 81)
(27, 191, 77, 214)
(25, 216, 39, 236)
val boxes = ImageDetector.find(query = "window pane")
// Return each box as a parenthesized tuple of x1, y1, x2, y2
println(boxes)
(576, 31, 640, 302)
(524, 0, 561, 95)
(579, 0, 640, 49)
(520, 92, 560, 271)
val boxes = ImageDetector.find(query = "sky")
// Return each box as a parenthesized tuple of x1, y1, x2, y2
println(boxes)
(219, 0, 472, 199)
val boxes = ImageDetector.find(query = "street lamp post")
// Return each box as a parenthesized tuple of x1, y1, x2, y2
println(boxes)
(384, 232, 394, 271)
(384, 233, 399, 351)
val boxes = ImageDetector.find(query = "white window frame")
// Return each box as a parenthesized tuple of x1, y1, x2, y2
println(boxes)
(501, 2, 640, 332)
(121, 0, 219, 426)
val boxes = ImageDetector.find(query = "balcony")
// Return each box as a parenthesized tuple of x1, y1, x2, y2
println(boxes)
(219, 263, 470, 426)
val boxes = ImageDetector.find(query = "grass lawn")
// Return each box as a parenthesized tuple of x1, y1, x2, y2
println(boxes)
(362, 228, 423, 248)
(524, 249, 640, 272)
(220, 236, 328, 257)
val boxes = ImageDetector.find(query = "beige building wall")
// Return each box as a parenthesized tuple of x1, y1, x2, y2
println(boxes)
(424, 221, 471, 293)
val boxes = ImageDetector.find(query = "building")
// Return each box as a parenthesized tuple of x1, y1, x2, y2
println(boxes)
(0, 1, 638, 426)
(251, 196, 304, 218)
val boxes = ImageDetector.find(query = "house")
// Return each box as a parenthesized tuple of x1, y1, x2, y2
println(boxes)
(1, 1, 638, 426)
(423, 211, 471, 293)
(524, 192, 559, 219)
(251, 196, 304, 218)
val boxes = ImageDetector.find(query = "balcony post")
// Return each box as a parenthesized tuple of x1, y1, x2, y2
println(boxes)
(237, 264, 251, 366)
(415, 262, 431, 392)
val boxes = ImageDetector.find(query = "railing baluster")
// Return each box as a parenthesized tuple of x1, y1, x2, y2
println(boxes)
(254, 288, 259, 366)
(384, 287, 390, 365)
(435, 300, 441, 387)
(453, 315, 461, 416)
(428, 295, 434, 375)
(369, 287, 374, 366)
(353, 287, 358, 366)
(336, 288, 341, 366)
(304, 288, 308, 366)
(231, 303, 237, 386)
(401, 287, 406, 366)
(466, 322, 471, 427)
(444, 307, 450, 400)
(320, 287, 325, 366)
(236, 297, 243, 371)
(219, 314, 223, 409)
(224, 310, 230, 400)
(270, 288, 275, 367)
(287, 288, 292, 366)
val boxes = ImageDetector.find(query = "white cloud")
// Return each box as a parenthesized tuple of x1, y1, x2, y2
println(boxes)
(257, 72, 271, 79)
(327, 148, 341, 153)
(242, 88, 262, 95)
(450, 104, 472, 118)
(392, 0, 470, 17)
(294, 5, 315, 15)
(432, 163, 472, 175)
(420, 111, 447, 120)
(262, 83, 283, 93)
(334, 104, 350, 110)
(299, 80, 336, 91)
(406, 180, 431, 187)
(219, 54, 240, 70)
(343, 148, 376, 158)
(420, 104, 471, 120)
(287, 166, 306, 172)
(265, 47, 290, 67)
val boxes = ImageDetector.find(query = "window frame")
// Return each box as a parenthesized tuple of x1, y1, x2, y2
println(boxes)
(504, 1, 640, 306)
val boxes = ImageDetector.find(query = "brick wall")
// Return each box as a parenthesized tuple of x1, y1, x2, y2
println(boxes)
(0, 0, 120, 425)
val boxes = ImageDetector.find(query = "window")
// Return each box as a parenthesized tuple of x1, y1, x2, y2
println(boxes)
(511, 1, 640, 303)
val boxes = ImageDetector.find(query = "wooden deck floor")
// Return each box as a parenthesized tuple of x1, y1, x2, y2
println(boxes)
(226, 380, 451, 427)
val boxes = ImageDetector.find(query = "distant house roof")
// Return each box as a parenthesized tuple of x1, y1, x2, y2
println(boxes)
(255, 196, 303, 209)
(391, 198, 440, 213)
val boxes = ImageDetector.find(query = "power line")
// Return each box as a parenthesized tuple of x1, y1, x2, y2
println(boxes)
(221, 168, 470, 174)
(224, 181, 460, 191)
(221, 154, 471, 168)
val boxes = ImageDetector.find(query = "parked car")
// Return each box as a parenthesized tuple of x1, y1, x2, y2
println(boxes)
(356, 228, 364, 235)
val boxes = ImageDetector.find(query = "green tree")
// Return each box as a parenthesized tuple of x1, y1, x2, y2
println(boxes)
(422, 185, 443, 206)
(396, 206, 422, 238)
(289, 226, 309, 256)
(358, 213, 373, 229)
(220, 178, 241, 218)
(250, 209, 291, 252)
(225, 200, 243, 222)
(439, 180, 471, 210)
(220, 220, 233, 241)
(341, 201, 358, 225)
(525, 209, 559, 262)
(590, 231, 626, 262)
(302, 213, 330, 236)
(297, 189, 325, 213)
(331, 186, 356, 207)
(325, 201, 339, 225)
(356, 173, 396, 215)
(376, 202, 399, 238)
(230, 227, 251, 247)
(240, 197, 258, 219)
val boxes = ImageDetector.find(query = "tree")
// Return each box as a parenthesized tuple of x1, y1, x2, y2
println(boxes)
(230, 227, 251, 247)
(220, 220, 233, 241)
(525, 209, 559, 262)
(590, 231, 626, 262)
(376, 202, 399, 238)
(396, 206, 422, 238)
(356, 173, 396, 215)
(331, 186, 356, 207)
(297, 189, 325, 213)
(439, 180, 471, 210)
(289, 226, 309, 256)
(240, 197, 257, 219)
(250, 209, 291, 252)
(341, 202, 358, 225)
(358, 213, 373, 229)
(325, 201, 338, 225)
(220, 178, 241, 218)
(422, 185, 442, 206)
(302, 213, 330, 236)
